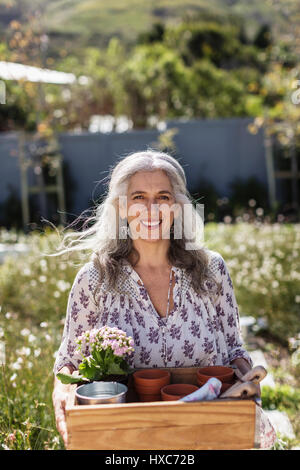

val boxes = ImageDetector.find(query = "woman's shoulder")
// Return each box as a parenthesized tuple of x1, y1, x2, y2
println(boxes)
(72, 260, 102, 290)
(205, 249, 227, 276)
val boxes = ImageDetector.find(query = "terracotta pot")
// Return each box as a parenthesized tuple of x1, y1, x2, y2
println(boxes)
(133, 369, 170, 401)
(196, 366, 234, 384)
(138, 393, 161, 402)
(161, 384, 199, 401)
(220, 382, 233, 393)
(196, 378, 234, 394)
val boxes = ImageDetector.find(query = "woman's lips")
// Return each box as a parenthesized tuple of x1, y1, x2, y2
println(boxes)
(140, 220, 162, 229)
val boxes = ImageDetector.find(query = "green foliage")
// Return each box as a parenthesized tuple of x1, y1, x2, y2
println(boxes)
(55, 373, 89, 384)
(0, 3, 286, 131)
(262, 385, 300, 413)
(78, 352, 130, 382)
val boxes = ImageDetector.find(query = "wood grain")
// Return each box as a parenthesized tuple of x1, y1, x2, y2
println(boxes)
(68, 421, 255, 450)
(65, 366, 257, 450)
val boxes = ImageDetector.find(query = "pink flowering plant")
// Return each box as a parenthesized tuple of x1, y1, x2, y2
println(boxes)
(56, 326, 135, 384)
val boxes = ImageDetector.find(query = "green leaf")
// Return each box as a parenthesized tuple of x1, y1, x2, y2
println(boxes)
(56, 373, 88, 384)
(106, 362, 126, 375)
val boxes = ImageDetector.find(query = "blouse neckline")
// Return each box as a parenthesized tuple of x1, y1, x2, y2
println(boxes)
(120, 258, 181, 323)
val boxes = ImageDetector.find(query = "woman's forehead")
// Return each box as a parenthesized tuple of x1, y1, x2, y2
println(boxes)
(128, 170, 172, 190)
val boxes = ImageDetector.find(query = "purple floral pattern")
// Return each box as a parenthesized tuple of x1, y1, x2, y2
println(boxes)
(54, 251, 253, 381)
(147, 326, 159, 344)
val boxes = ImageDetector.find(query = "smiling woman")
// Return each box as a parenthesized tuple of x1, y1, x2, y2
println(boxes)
(48, 148, 276, 449)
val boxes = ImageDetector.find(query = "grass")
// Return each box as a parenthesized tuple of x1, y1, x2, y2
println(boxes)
(0, 221, 299, 449)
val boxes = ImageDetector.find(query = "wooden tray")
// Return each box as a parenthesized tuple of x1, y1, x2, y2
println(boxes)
(65, 367, 260, 450)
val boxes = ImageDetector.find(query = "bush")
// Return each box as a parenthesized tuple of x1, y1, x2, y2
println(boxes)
(262, 385, 300, 413)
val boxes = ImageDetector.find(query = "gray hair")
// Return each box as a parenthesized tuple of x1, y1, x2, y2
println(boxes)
(48, 148, 221, 302)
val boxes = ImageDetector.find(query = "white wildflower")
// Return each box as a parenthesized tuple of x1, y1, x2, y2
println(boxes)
(40, 322, 48, 328)
(16, 347, 31, 356)
(28, 334, 37, 343)
(57, 280, 70, 292)
(11, 362, 21, 370)
(34, 348, 41, 357)
(10, 373, 17, 382)
(20, 328, 30, 337)
(39, 259, 47, 271)
(39, 275, 47, 283)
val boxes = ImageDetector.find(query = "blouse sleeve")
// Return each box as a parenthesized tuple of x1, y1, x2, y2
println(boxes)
(53, 262, 99, 375)
(213, 253, 253, 368)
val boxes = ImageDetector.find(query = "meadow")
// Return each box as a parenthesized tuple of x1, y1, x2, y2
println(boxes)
(0, 222, 299, 450)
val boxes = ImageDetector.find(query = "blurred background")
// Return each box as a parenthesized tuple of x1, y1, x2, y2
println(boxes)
(0, 0, 299, 450)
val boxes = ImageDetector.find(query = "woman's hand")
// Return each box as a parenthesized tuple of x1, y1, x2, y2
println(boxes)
(52, 366, 75, 448)
(52, 386, 69, 447)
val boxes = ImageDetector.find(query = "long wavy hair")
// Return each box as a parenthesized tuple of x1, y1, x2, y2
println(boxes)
(47, 148, 221, 302)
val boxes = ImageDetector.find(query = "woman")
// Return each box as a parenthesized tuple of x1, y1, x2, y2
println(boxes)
(52, 149, 276, 449)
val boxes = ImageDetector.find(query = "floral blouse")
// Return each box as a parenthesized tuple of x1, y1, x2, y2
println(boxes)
(53, 249, 277, 449)
(53, 249, 253, 374)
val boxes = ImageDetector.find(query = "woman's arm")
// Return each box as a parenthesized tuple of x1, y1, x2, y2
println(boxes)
(230, 357, 252, 375)
(53, 262, 98, 375)
(213, 253, 253, 370)
(52, 262, 100, 446)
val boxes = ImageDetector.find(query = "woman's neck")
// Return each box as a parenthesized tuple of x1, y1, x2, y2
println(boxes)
(128, 239, 171, 270)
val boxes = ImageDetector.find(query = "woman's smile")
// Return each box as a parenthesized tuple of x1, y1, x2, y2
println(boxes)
(140, 219, 162, 229)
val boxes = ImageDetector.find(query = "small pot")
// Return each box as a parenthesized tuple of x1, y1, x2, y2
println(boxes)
(196, 378, 234, 394)
(138, 393, 161, 402)
(220, 382, 233, 393)
(75, 381, 127, 405)
(161, 384, 199, 401)
(197, 366, 234, 384)
(133, 369, 170, 401)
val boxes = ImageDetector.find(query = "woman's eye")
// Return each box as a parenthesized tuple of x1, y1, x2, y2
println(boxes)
(133, 195, 144, 199)
(160, 196, 169, 200)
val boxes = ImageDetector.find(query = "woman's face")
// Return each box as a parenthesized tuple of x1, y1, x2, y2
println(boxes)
(125, 170, 176, 242)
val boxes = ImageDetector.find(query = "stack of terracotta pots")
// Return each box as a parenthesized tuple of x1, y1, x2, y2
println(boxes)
(133, 369, 171, 401)
(196, 366, 235, 393)
(133, 366, 236, 402)
(133, 369, 200, 402)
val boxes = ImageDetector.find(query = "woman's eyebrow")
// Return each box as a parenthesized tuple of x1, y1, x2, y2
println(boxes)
(130, 190, 172, 196)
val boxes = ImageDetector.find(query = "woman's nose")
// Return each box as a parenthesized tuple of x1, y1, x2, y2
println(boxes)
(146, 199, 160, 216)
